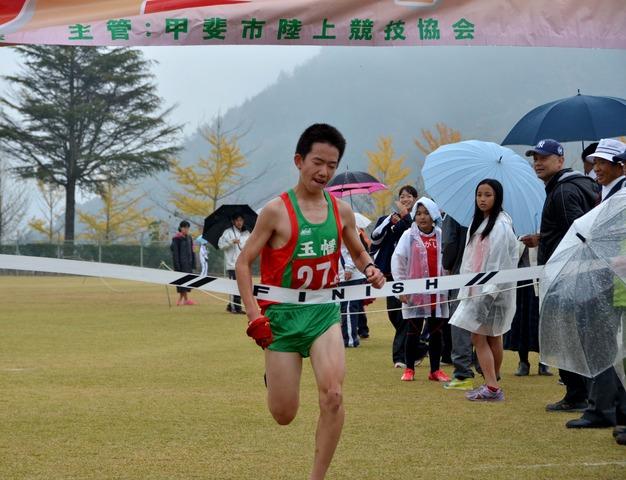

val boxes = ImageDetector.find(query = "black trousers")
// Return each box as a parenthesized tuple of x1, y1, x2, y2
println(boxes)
(387, 296, 407, 364)
(406, 317, 447, 373)
(582, 367, 626, 426)
(227, 269, 241, 312)
(559, 368, 588, 404)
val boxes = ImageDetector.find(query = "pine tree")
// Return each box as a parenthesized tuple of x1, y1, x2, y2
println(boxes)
(0, 46, 181, 244)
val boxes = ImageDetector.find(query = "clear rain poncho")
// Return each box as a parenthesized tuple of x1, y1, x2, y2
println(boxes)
(449, 211, 520, 336)
(539, 189, 626, 386)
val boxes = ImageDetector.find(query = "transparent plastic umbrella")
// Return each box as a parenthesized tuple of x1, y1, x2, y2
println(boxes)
(539, 189, 626, 386)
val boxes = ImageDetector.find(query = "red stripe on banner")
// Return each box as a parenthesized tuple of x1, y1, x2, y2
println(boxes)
(143, 0, 249, 14)
(0, 0, 27, 25)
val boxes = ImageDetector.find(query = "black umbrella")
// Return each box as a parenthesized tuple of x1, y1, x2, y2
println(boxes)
(325, 171, 386, 197)
(202, 204, 257, 249)
(502, 92, 626, 145)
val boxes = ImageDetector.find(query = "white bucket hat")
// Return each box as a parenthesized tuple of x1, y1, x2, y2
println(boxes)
(586, 138, 626, 163)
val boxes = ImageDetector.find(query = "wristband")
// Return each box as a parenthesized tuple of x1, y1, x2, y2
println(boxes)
(362, 262, 375, 275)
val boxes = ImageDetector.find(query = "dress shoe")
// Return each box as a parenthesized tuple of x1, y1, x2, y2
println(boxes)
(545, 399, 588, 412)
(538, 363, 553, 376)
(616, 433, 626, 446)
(613, 425, 626, 438)
(514, 361, 530, 376)
(566, 417, 613, 429)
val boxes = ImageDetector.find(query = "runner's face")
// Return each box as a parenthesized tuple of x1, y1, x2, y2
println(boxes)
(476, 184, 495, 215)
(592, 158, 623, 186)
(414, 205, 433, 232)
(295, 142, 340, 191)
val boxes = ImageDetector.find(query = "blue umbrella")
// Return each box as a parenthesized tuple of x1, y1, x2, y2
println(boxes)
(422, 140, 545, 236)
(502, 93, 626, 145)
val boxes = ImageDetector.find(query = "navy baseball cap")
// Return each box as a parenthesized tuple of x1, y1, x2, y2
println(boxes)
(525, 139, 564, 157)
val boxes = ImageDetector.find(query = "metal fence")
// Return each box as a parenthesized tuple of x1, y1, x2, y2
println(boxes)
(0, 241, 252, 276)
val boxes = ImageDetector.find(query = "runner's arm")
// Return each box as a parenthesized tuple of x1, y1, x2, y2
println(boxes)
(235, 202, 277, 324)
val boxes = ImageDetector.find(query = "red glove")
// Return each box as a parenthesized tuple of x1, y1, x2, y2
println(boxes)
(246, 315, 273, 349)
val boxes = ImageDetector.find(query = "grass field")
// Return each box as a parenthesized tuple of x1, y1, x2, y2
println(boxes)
(1, 276, 624, 479)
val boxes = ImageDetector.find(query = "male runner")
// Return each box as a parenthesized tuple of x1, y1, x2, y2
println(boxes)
(235, 124, 385, 480)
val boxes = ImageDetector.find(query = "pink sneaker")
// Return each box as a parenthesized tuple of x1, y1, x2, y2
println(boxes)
(184, 299, 197, 305)
(428, 370, 452, 382)
(401, 368, 415, 381)
(465, 384, 505, 402)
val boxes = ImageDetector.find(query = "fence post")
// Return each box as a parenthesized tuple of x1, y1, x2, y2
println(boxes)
(98, 243, 102, 263)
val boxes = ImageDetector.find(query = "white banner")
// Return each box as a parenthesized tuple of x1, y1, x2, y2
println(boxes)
(0, 254, 544, 304)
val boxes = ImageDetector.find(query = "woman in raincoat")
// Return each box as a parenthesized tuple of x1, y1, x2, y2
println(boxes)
(391, 197, 450, 383)
(450, 179, 519, 401)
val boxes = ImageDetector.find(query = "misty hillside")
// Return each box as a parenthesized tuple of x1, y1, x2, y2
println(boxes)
(82, 45, 626, 227)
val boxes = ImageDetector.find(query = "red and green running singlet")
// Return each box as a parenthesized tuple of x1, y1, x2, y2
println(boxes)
(259, 189, 342, 309)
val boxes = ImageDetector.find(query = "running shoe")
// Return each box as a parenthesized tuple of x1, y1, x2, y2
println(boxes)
(465, 384, 504, 402)
(184, 299, 197, 305)
(401, 368, 415, 381)
(443, 378, 474, 390)
(428, 370, 452, 382)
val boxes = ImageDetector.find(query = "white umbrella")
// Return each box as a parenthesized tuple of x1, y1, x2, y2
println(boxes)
(353, 212, 371, 229)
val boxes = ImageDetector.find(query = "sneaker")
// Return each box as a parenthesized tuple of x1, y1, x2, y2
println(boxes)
(428, 370, 452, 382)
(465, 384, 504, 402)
(184, 299, 197, 305)
(176, 299, 183, 306)
(401, 368, 415, 381)
(443, 377, 474, 390)
(514, 361, 530, 376)
(394, 362, 407, 369)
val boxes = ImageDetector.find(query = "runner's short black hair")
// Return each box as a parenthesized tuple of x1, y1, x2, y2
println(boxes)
(178, 220, 190, 231)
(295, 123, 346, 161)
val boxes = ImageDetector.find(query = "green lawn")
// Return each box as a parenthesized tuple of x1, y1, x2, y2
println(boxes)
(0, 276, 624, 479)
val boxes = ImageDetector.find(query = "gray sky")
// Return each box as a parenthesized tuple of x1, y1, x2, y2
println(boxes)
(0, 45, 321, 137)
(0, 45, 320, 225)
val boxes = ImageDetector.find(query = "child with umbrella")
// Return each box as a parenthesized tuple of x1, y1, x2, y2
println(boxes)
(449, 179, 519, 401)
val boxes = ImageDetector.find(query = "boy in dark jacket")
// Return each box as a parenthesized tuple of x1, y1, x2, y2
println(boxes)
(171, 220, 197, 306)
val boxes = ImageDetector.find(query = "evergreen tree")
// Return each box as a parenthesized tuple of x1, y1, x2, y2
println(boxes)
(0, 46, 181, 244)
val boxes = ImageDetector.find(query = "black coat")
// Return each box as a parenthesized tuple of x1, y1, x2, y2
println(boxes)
(370, 212, 412, 277)
(537, 169, 599, 265)
(171, 233, 196, 273)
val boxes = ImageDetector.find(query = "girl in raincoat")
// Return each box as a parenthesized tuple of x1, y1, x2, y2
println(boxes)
(391, 197, 450, 382)
(450, 179, 519, 401)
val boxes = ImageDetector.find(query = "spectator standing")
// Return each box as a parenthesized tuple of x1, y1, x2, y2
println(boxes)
(521, 139, 599, 412)
(391, 197, 450, 382)
(370, 185, 418, 368)
(218, 214, 250, 314)
(171, 220, 197, 306)
(450, 179, 519, 402)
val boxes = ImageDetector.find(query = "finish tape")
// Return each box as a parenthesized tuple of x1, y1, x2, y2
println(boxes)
(0, 254, 544, 304)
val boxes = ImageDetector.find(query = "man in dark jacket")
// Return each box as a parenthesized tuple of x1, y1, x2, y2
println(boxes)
(370, 185, 417, 367)
(522, 139, 599, 412)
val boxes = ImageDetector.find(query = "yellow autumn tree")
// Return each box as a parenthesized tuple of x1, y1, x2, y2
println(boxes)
(414, 122, 462, 155)
(28, 180, 64, 242)
(367, 136, 411, 218)
(170, 119, 246, 219)
(78, 182, 155, 244)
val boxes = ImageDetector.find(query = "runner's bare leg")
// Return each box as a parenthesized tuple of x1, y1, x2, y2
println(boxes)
(309, 323, 345, 480)
(265, 350, 303, 425)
